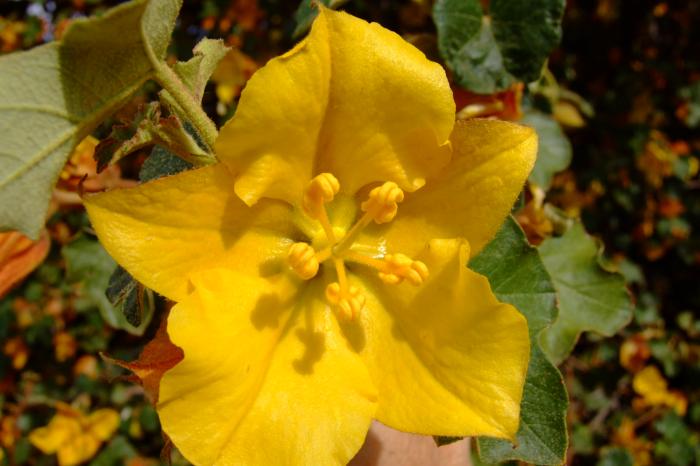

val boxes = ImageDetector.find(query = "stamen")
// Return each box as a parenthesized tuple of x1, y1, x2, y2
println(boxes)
(302, 173, 340, 243)
(287, 242, 319, 280)
(334, 181, 405, 254)
(361, 181, 404, 224)
(343, 250, 429, 286)
(325, 282, 365, 320)
(379, 254, 429, 286)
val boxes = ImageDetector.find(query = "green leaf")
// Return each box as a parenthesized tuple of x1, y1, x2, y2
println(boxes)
(0, 0, 181, 239)
(654, 412, 697, 466)
(62, 236, 152, 335)
(106, 266, 154, 328)
(433, 0, 565, 93)
(522, 109, 573, 188)
(168, 38, 230, 104)
(139, 144, 193, 182)
(292, 0, 350, 38)
(89, 436, 137, 466)
(95, 103, 210, 169)
(470, 217, 568, 465)
(539, 222, 634, 363)
(597, 447, 634, 466)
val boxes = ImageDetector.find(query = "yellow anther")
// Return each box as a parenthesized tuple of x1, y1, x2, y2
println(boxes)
(378, 253, 429, 286)
(361, 181, 405, 224)
(302, 173, 340, 219)
(287, 242, 319, 280)
(325, 282, 365, 320)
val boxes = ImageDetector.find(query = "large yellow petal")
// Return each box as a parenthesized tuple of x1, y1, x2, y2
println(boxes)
(158, 268, 377, 466)
(215, 7, 454, 207)
(358, 119, 537, 258)
(84, 163, 296, 302)
(347, 238, 529, 439)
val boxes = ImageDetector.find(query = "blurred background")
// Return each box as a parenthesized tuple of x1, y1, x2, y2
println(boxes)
(0, 0, 699, 465)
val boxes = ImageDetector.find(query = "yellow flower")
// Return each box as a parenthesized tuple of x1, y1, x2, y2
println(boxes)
(85, 8, 536, 465)
(29, 406, 120, 466)
(632, 366, 687, 415)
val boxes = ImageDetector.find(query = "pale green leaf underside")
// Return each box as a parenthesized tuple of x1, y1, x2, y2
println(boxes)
(63, 236, 151, 335)
(0, 0, 181, 238)
(161, 38, 229, 120)
(471, 217, 568, 465)
(522, 109, 573, 189)
(540, 222, 634, 363)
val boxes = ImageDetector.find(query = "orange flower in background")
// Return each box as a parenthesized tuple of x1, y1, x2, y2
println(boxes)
(0, 230, 50, 298)
(0, 19, 25, 53)
(619, 334, 652, 372)
(454, 83, 523, 121)
(211, 48, 258, 106)
(29, 404, 120, 466)
(632, 365, 687, 415)
(53, 136, 136, 206)
(54, 332, 78, 363)
(3, 337, 29, 370)
(612, 417, 653, 466)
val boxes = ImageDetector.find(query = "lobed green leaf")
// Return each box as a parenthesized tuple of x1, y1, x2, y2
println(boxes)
(0, 0, 181, 239)
(539, 222, 634, 363)
(522, 109, 573, 189)
(470, 217, 568, 465)
(433, 0, 565, 93)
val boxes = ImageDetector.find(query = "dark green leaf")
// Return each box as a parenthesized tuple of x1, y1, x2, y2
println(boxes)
(139, 145, 193, 182)
(597, 447, 634, 466)
(470, 217, 568, 465)
(539, 222, 634, 363)
(433, 0, 565, 93)
(106, 267, 154, 328)
(292, 0, 350, 38)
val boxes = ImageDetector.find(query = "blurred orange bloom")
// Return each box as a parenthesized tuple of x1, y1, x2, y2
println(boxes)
(3, 337, 29, 370)
(454, 83, 523, 121)
(619, 334, 651, 372)
(53, 136, 136, 206)
(0, 230, 50, 298)
(612, 417, 652, 466)
(211, 48, 258, 106)
(29, 404, 120, 466)
(632, 365, 687, 415)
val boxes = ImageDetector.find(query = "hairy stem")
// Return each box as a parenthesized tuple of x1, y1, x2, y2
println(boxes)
(153, 62, 219, 151)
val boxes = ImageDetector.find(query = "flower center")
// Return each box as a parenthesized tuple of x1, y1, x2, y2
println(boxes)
(286, 173, 429, 320)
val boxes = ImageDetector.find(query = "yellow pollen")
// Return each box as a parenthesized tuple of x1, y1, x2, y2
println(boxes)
(325, 282, 365, 320)
(287, 242, 319, 280)
(361, 181, 404, 224)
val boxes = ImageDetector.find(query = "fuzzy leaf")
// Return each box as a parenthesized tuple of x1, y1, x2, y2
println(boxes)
(522, 109, 573, 189)
(62, 236, 153, 335)
(540, 222, 634, 363)
(434, 0, 565, 93)
(0, 0, 181, 239)
(106, 266, 154, 328)
(170, 39, 230, 103)
(470, 217, 568, 465)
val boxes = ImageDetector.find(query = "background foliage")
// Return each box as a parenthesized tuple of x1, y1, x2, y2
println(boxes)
(0, 0, 698, 465)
